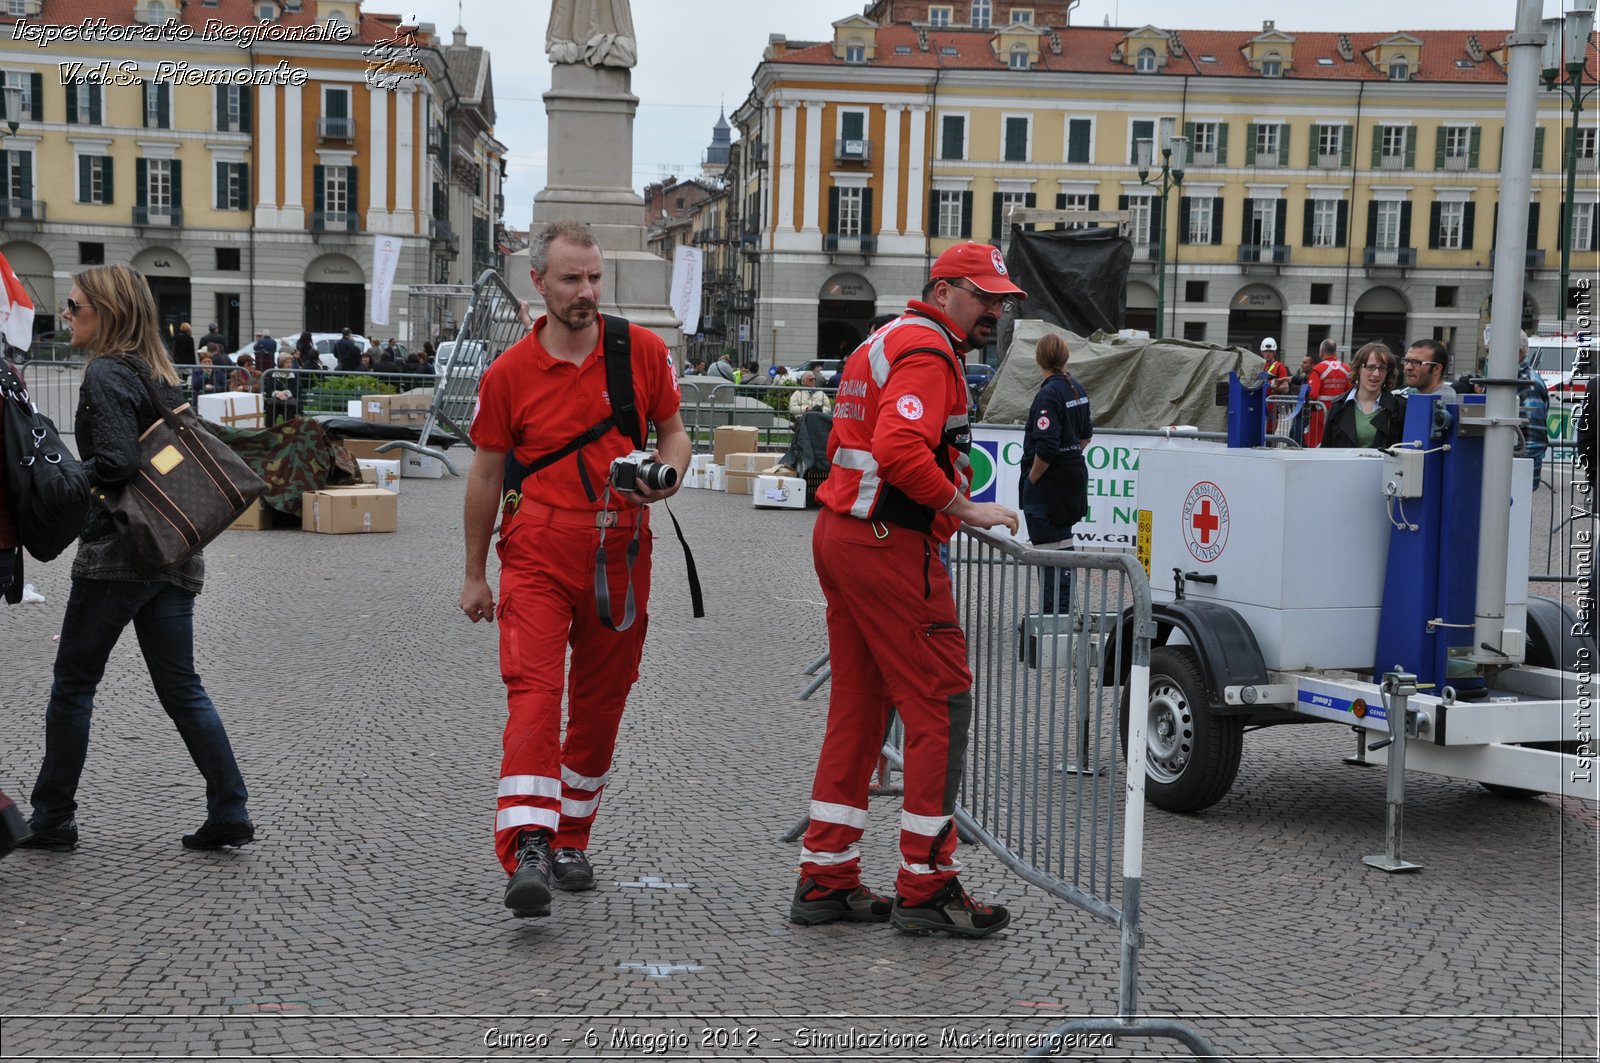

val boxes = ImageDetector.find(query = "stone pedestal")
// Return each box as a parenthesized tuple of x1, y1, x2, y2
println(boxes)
(513, 62, 679, 345)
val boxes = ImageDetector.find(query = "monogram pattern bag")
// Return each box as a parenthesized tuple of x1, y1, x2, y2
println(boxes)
(103, 364, 267, 577)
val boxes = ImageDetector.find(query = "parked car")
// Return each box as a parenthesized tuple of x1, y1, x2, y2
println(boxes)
(801, 358, 843, 384)
(228, 332, 371, 371)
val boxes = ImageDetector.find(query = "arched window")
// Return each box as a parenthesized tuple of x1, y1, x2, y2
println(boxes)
(970, 0, 991, 27)
(1389, 56, 1409, 80)
(1261, 53, 1282, 77)
(845, 39, 865, 64)
(1010, 44, 1030, 70)
(1136, 47, 1157, 73)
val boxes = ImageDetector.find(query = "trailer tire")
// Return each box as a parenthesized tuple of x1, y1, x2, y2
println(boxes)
(1120, 646, 1244, 813)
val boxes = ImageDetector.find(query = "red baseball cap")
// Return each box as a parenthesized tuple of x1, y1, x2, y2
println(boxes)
(930, 242, 1027, 299)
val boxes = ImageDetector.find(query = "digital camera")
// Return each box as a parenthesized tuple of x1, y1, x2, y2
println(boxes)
(610, 450, 678, 493)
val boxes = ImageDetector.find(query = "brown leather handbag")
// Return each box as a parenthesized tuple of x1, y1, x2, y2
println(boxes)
(103, 363, 266, 577)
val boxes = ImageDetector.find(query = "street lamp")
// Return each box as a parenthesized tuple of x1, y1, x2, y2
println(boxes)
(1136, 131, 1186, 338)
(1542, 0, 1596, 335)
(1, 84, 22, 136)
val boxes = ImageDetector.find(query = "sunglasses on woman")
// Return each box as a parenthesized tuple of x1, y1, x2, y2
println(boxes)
(63, 297, 93, 316)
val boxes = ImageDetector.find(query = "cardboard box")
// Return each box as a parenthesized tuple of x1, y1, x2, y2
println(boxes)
(704, 464, 726, 491)
(226, 498, 270, 531)
(197, 392, 264, 430)
(359, 391, 434, 427)
(357, 459, 402, 493)
(725, 452, 786, 474)
(346, 399, 363, 417)
(752, 474, 807, 509)
(341, 438, 402, 462)
(726, 470, 758, 496)
(302, 487, 398, 534)
(401, 450, 447, 479)
(712, 425, 759, 466)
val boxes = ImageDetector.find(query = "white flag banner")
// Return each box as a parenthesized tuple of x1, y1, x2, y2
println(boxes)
(370, 235, 403, 327)
(670, 245, 703, 336)
(0, 249, 35, 352)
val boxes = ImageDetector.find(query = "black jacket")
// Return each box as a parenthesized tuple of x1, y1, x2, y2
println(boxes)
(1020, 371, 1093, 528)
(73, 355, 204, 591)
(1322, 389, 1406, 450)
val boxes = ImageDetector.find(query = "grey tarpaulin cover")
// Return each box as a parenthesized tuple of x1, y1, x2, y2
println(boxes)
(983, 319, 1264, 433)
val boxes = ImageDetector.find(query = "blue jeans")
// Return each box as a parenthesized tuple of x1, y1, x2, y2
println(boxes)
(29, 579, 249, 828)
(1020, 479, 1074, 614)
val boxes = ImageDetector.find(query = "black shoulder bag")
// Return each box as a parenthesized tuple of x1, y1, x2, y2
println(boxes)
(1, 354, 91, 565)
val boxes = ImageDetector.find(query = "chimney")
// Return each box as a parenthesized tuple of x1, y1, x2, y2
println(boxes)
(1263, 19, 1275, 32)
(452, 26, 467, 47)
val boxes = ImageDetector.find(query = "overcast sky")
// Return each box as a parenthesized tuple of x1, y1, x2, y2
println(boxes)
(406, 0, 1564, 231)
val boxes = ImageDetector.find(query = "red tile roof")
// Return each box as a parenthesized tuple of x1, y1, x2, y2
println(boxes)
(773, 23, 1600, 84)
(20, 0, 406, 47)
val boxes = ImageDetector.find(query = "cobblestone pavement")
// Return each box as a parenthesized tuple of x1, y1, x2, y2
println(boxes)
(0, 446, 1594, 1061)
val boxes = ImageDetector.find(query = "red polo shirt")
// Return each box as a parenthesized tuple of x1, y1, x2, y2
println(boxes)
(470, 315, 679, 513)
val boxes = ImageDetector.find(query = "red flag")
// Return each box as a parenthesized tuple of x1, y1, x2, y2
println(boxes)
(0, 249, 34, 352)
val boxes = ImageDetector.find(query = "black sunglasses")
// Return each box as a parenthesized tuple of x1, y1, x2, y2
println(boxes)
(63, 297, 93, 316)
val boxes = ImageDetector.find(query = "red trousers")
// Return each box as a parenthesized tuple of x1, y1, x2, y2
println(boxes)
(800, 508, 974, 904)
(493, 504, 651, 874)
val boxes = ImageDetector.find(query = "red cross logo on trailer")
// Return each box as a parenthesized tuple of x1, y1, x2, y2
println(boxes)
(1181, 481, 1230, 563)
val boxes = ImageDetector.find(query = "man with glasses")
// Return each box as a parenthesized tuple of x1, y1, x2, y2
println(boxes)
(1401, 339, 1456, 402)
(791, 242, 1021, 939)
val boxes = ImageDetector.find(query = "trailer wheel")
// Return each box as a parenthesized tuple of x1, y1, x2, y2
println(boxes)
(1120, 645, 1244, 813)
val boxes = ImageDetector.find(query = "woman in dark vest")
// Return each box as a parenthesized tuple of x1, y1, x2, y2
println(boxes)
(1018, 333, 1093, 613)
(17, 264, 253, 854)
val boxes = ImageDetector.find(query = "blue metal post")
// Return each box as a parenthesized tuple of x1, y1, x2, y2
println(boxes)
(1374, 395, 1448, 686)
(1435, 394, 1486, 695)
(1226, 372, 1266, 449)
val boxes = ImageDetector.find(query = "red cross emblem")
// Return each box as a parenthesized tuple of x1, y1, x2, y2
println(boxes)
(1181, 481, 1229, 562)
(1191, 498, 1220, 544)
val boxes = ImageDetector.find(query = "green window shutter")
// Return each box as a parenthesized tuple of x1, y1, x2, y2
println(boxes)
(960, 190, 973, 237)
(1366, 201, 1378, 248)
(1210, 198, 1223, 244)
(1336, 200, 1348, 247)
(346, 165, 357, 227)
(1245, 123, 1257, 165)
(1462, 202, 1476, 248)
(928, 192, 940, 235)
(1130, 120, 1152, 164)
(65, 82, 76, 124)
(240, 86, 252, 131)
(216, 162, 227, 209)
(17, 152, 30, 200)
(1023, 191, 1036, 231)
(142, 82, 151, 127)
(1399, 201, 1412, 246)
(1054, 191, 1067, 230)
(1403, 128, 1415, 169)
(215, 85, 226, 131)
(159, 83, 170, 129)
(1428, 202, 1442, 248)
(1274, 199, 1286, 242)
(136, 157, 148, 207)
(1184, 121, 1195, 165)
(1302, 198, 1315, 246)
(170, 159, 182, 208)
(1241, 197, 1253, 243)
(1468, 127, 1481, 169)
(1434, 127, 1446, 170)
(861, 188, 874, 234)
(1178, 196, 1192, 244)
(991, 192, 1005, 240)
(79, 155, 91, 202)
(1340, 126, 1352, 168)
(841, 111, 864, 141)
(88, 86, 100, 125)
(1372, 128, 1383, 169)
(313, 163, 325, 217)
(1278, 124, 1290, 166)
(827, 186, 839, 233)
(1308, 125, 1320, 168)
(1533, 127, 1545, 170)
(941, 115, 963, 159)
(1528, 202, 1541, 248)
(28, 73, 41, 121)
(1005, 119, 1027, 161)
(102, 155, 113, 203)
(1216, 122, 1228, 166)
(1066, 119, 1090, 164)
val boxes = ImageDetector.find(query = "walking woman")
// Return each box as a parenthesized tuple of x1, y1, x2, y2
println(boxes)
(1018, 333, 1093, 612)
(18, 264, 254, 853)
(1321, 341, 1406, 450)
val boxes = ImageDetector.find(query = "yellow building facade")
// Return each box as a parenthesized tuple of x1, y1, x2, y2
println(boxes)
(728, 2, 1597, 367)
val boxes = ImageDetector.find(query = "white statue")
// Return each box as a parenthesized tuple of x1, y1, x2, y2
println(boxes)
(546, 0, 637, 69)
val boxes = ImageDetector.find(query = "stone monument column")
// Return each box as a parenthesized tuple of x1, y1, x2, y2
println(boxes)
(506, 0, 679, 343)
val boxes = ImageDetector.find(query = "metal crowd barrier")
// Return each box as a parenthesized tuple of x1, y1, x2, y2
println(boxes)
(677, 379, 834, 453)
(947, 528, 1222, 1058)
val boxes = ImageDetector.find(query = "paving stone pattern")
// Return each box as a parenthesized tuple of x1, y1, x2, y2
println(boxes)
(0, 450, 1594, 1060)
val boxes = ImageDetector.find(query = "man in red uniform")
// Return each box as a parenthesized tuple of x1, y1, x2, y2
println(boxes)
(460, 221, 690, 918)
(792, 242, 1021, 939)
(1304, 338, 1352, 447)
(1258, 337, 1289, 434)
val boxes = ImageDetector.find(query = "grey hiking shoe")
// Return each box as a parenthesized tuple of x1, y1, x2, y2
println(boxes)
(789, 876, 893, 925)
(504, 830, 553, 917)
(552, 847, 595, 892)
(890, 879, 1011, 938)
